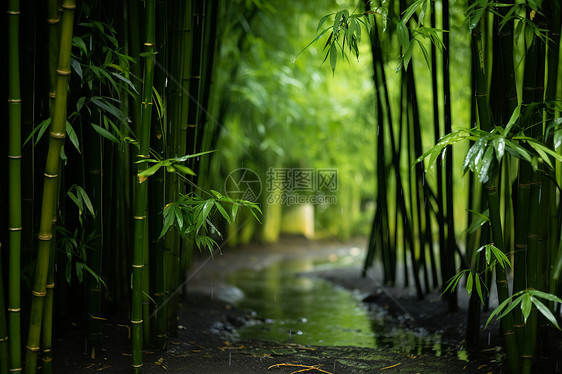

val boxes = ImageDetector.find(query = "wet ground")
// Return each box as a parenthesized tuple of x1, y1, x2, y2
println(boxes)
(53, 237, 562, 373)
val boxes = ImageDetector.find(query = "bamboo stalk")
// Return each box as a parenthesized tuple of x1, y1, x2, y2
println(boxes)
(23, 1, 76, 373)
(132, 0, 156, 370)
(7, 0, 23, 372)
(0, 244, 8, 374)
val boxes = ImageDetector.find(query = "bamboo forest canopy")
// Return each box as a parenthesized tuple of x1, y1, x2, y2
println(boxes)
(1, 0, 562, 373)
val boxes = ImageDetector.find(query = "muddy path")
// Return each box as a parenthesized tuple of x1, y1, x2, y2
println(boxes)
(53, 237, 562, 373)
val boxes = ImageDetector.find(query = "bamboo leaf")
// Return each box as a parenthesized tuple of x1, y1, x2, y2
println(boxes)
(139, 163, 163, 178)
(533, 298, 561, 330)
(91, 123, 120, 143)
(497, 295, 523, 320)
(329, 42, 337, 74)
(486, 295, 516, 328)
(214, 201, 231, 224)
(232, 204, 239, 222)
(527, 290, 562, 303)
(76, 186, 95, 217)
(173, 164, 196, 176)
(521, 293, 532, 323)
(24, 117, 51, 146)
(81, 263, 108, 289)
(475, 273, 484, 304)
(466, 272, 474, 296)
(504, 104, 521, 134)
(66, 121, 81, 153)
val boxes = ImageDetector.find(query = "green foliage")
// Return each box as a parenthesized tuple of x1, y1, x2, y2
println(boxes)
(487, 289, 562, 329)
(160, 191, 261, 254)
(416, 104, 562, 183)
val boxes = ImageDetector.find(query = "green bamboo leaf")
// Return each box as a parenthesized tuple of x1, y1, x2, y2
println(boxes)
(173, 164, 196, 176)
(232, 204, 239, 222)
(66, 121, 81, 153)
(532, 298, 561, 330)
(527, 140, 553, 168)
(159, 206, 176, 239)
(76, 186, 95, 217)
(24, 117, 51, 146)
(174, 150, 215, 162)
(521, 293, 532, 323)
(196, 200, 214, 232)
(211, 190, 223, 199)
(465, 208, 490, 235)
(492, 137, 505, 162)
(139, 163, 163, 178)
(443, 270, 468, 294)
(72, 35, 88, 55)
(91, 123, 120, 143)
(402, 0, 421, 24)
(554, 129, 562, 151)
(475, 273, 484, 304)
(486, 295, 516, 328)
(81, 263, 108, 289)
(527, 290, 562, 303)
(329, 42, 337, 74)
(466, 271, 474, 296)
(332, 10, 343, 35)
(75, 262, 84, 283)
(497, 295, 523, 320)
(214, 201, 231, 224)
(317, 13, 335, 32)
(67, 191, 83, 214)
(174, 205, 184, 231)
(503, 104, 521, 135)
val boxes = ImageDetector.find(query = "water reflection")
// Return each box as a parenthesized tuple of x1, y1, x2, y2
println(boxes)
(227, 257, 443, 356)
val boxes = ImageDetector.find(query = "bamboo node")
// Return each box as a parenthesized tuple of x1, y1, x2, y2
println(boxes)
(38, 233, 53, 241)
(132, 364, 143, 368)
(8, 155, 23, 159)
(504, 330, 515, 336)
(133, 216, 146, 220)
(144, 42, 155, 47)
(141, 101, 153, 105)
(42, 348, 52, 353)
(137, 154, 150, 159)
(0, 336, 8, 342)
(131, 319, 143, 324)
(153, 292, 164, 297)
(26, 345, 41, 352)
(497, 279, 508, 285)
(8, 227, 23, 231)
(187, 124, 196, 128)
(42, 357, 53, 362)
(47, 17, 61, 24)
(46, 283, 55, 289)
(513, 324, 524, 328)
(44, 172, 59, 179)
(56, 69, 71, 76)
(9, 368, 22, 372)
(192, 75, 201, 79)
(89, 314, 108, 321)
(8, 99, 22, 103)
(8, 308, 21, 312)
(50, 131, 66, 139)
(521, 354, 533, 358)
(7, 10, 21, 15)
(49, 91, 56, 98)
(62, 3, 77, 10)
(528, 234, 540, 239)
(132, 264, 144, 268)
(32, 290, 47, 297)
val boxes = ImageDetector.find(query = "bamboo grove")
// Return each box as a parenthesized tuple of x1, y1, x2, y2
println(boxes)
(330, 0, 562, 373)
(1, 0, 562, 373)
(0, 0, 264, 372)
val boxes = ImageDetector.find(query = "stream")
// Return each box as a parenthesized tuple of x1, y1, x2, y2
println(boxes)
(227, 253, 455, 358)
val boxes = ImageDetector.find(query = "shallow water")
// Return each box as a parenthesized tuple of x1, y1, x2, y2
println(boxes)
(227, 255, 449, 357)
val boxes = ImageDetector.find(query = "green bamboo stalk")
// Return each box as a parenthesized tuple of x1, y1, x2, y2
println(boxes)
(0, 244, 8, 374)
(40, 2, 62, 373)
(7, 0, 23, 372)
(442, 0, 458, 312)
(132, 0, 156, 370)
(40, 168, 61, 374)
(23, 1, 75, 373)
(471, 8, 520, 370)
(151, 0, 168, 349)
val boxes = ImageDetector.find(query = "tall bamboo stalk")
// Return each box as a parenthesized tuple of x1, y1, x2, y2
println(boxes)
(471, 7, 520, 371)
(0, 244, 8, 374)
(7, 0, 23, 372)
(132, 0, 156, 370)
(23, 1, 76, 373)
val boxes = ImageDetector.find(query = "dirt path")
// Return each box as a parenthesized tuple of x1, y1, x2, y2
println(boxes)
(53, 237, 556, 373)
